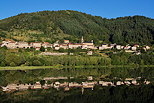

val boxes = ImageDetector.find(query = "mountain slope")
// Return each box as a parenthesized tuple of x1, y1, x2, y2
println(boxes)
(0, 10, 154, 45)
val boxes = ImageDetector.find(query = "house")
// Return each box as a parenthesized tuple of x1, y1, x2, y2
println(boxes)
(42, 83, 50, 89)
(4, 41, 17, 49)
(35, 47, 41, 50)
(16, 41, 30, 48)
(87, 51, 93, 55)
(54, 46, 60, 50)
(87, 76, 93, 80)
(110, 43, 116, 48)
(121, 46, 124, 49)
(145, 46, 150, 50)
(69, 82, 82, 87)
(64, 40, 70, 44)
(5, 84, 18, 91)
(40, 52, 68, 56)
(42, 42, 52, 48)
(116, 81, 124, 86)
(59, 44, 68, 49)
(116, 45, 121, 50)
(131, 46, 137, 51)
(125, 50, 135, 53)
(124, 46, 131, 50)
(64, 87, 70, 91)
(104, 82, 114, 86)
(99, 44, 115, 50)
(135, 51, 141, 55)
(54, 82, 60, 88)
(59, 82, 69, 87)
(131, 45, 139, 51)
(124, 81, 131, 85)
(82, 82, 97, 89)
(43, 77, 68, 80)
(134, 44, 139, 47)
(132, 79, 138, 85)
(125, 78, 134, 81)
(68, 43, 82, 49)
(18, 84, 30, 90)
(99, 44, 108, 50)
(32, 82, 42, 89)
(82, 42, 95, 49)
(143, 46, 151, 51)
(53, 41, 59, 47)
(99, 81, 113, 86)
(2, 87, 9, 92)
(1, 39, 15, 45)
(30, 42, 42, 48)
(144, 80, 150, 85)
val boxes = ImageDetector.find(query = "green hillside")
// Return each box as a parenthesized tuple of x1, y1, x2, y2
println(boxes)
(0, 10, 154, 45)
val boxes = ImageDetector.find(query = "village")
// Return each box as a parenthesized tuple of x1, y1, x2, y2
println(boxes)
(0, 36, 151, 55)
(1, 76, 151, 94)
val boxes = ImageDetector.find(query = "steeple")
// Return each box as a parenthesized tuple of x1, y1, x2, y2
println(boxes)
(81, 36, 84, 43)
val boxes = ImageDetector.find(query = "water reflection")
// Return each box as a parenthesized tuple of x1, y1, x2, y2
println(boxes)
(0, 67, 154, 103)
(0, 67, 154, 86)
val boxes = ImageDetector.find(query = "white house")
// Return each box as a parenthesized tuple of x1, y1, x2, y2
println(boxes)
(116, 81, 124, 86)
(42, 42, 52, 48)
(59, 44, 68, 49)
(131, 47, 137, 51)
(17, 41, 30, 48)
(68, 43, 82, 49)
(64, 40, 70, 44)
(32, 82, 42, 89)
(116, 45, 121, 50)
(30, 42, 42, 48)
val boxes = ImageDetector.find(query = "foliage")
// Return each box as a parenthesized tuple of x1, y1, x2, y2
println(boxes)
(0, 10, 154, 45)
(40, 46, 45, 52)
(10, 62, 16, 67)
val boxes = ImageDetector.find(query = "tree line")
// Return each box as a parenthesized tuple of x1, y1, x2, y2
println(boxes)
(0, 47, 153, 67)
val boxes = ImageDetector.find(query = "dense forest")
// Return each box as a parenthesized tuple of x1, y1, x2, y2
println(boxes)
(0, 10, 154, 45)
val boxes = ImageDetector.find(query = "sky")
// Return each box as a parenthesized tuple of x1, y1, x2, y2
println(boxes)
(0, 0, 154, 20)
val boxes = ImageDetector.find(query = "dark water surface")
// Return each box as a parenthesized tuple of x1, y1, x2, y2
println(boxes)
(0, 67, 154, 103)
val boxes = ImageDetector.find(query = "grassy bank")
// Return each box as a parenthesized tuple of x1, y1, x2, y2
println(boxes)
(0, 66, 62, 71)
(0, 65, 154, 71)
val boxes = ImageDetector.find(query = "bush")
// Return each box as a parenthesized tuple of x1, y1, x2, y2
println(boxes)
(40, 46, 45, 52)
(10, 62, 16, 67)
(32, 60, 42, 66)
(0, 62, 6, 67)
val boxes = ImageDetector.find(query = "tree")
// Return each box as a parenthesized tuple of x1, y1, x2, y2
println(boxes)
(40, 80, 45, 86)
(32, 60, 42, 66)
(1, 46, 7, 50)
(5, 53, 21, 66)
(0, 62, 6, 67)
(40, 46, 45, 52)
(10, 62, 16, 67)
(59, 48, 65, 52)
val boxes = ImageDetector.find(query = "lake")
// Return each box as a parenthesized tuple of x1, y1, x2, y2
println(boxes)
(0, 67, 154, 103)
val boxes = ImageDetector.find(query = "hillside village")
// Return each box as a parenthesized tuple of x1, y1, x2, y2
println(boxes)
(0, 37, 151, 54)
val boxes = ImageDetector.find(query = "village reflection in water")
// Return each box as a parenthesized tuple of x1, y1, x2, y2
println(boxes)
(0, 67, 154, 103)
(1, 75, 152, 93)
(0, 67, 154, 93)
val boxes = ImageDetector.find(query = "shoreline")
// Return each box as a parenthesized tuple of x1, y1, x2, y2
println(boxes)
(0, 65, 154, 71)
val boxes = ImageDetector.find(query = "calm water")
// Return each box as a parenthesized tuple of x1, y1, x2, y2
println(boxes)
(0, 67, 154, 103)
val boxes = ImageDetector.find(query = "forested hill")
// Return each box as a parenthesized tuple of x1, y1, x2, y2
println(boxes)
(0, 10, 154, 45)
